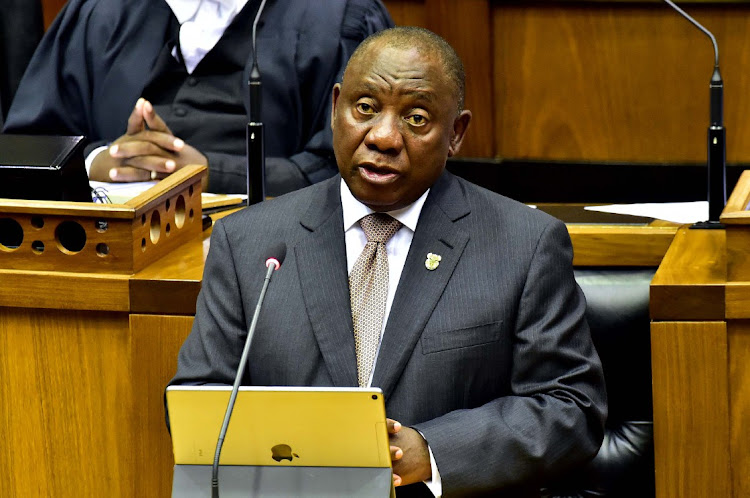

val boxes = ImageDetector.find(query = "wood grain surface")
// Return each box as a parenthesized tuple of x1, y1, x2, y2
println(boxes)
(728, 320, 750, 498)
(386, 1, 750, 165)
(568, 224, 677, 266)
(650, 227, 726, 320)
(130, 314, 194, 498)
(651, 321, 731, 498)
(0, 308, 134, 497)
(650, 215, 750, 498)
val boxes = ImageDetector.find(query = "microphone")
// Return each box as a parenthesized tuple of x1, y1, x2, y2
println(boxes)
(664, 0, 726, 226)
(247, 0, 268, 206)
(211, 242, 287, 497)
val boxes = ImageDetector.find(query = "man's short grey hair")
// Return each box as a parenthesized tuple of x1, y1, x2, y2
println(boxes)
(344, 26, 466, 112)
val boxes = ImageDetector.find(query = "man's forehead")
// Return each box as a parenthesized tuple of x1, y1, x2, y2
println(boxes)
(344, 45, 442, 86)
(351, 41, 433, 71)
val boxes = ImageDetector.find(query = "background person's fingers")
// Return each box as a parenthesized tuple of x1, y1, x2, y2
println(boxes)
(115, 154, 177, 174)
(107, 165, 153, 183)
(142, 99, 173, 134)
(111, 138, 177, 160)
(126, 98, 146, 135)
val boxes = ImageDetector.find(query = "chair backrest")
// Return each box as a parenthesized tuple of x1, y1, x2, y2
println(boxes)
(542, 267, 656, 498)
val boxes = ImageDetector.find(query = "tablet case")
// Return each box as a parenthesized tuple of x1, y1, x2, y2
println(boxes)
(166, 385, 394, 497)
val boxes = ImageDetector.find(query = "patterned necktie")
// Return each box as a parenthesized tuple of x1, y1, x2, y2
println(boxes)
(349, 213, 403, 387)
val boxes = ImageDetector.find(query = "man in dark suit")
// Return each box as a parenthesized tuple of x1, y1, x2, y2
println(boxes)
(170, 26, 606, 497)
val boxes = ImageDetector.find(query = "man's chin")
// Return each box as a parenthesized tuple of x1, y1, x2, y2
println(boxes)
(343, 176, 410, 211)
(349, 188, 397, 211)
(359, 192, 412, 213)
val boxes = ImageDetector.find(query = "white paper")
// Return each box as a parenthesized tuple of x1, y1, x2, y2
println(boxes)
(90, 180, 157, 203)
(90, 181, 249, 206)
(584, 201, 709, 224)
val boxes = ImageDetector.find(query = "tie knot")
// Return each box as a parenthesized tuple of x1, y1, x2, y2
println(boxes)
(359, 213, 402, 243)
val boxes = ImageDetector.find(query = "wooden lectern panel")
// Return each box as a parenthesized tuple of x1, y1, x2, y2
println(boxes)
(728, 320, 750, 498)
(0, 269, 131, 311)
(650, 228, 726, 321)
(131, 314, 194, 498)
(0, 308, 134, 497)
(651, 321, 731, 498)
(651, 169, 750, 498)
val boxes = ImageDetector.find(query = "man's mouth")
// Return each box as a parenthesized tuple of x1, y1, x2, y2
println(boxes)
(357, 163, 399, 184)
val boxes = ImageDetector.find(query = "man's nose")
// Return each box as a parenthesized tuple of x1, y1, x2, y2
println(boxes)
(364, 114, 403, 154)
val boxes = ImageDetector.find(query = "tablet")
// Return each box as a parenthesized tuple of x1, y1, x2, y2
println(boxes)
(166, 385, 391, 468)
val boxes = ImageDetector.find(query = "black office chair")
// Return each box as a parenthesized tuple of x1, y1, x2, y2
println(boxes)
(542, 268, 656, 498)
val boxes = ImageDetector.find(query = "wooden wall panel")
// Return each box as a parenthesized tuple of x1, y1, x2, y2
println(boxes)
(384, 0, 495, 157)
(424, 0, 495, 158)
(386, 0, 750, 165)
(42, 0, 66, 29)
(382, 0, 426, 26)
(493, 3, 750, 164)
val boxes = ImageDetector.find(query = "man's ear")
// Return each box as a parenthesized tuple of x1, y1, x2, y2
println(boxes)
(330, 83, 342, 131)
(447, 110, 472, 157)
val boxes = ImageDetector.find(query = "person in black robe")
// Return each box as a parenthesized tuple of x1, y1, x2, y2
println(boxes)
(3, 0, 393, 195)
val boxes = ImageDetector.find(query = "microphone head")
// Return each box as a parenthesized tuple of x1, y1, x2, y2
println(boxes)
(265, 243, 287, 271)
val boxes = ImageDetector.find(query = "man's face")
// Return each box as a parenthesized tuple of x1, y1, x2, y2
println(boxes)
(331, 43, 471, 212)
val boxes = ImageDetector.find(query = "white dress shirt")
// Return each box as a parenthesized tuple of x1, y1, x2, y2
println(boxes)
(340, 179, 442, 497)
(165, 0, 250, 74)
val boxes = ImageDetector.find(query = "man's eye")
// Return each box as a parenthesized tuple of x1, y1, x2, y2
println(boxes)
(356, 102, 375, 114)
(405, 114, 427, 126)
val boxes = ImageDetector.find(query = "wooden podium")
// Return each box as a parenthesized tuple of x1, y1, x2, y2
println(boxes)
(0, 166, 207, 498)
(650, 171, 750, 498)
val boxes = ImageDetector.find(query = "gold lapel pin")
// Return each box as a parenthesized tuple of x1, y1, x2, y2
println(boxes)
(425, 252, 441, 270)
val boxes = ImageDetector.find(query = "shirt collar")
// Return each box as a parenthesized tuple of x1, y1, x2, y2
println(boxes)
(340, 178, 429, 234)
(165, 0, 243, 24)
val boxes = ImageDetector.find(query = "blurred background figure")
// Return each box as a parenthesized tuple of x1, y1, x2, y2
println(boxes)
(3, 0, 393, 195)
(0, 0, 43, 128)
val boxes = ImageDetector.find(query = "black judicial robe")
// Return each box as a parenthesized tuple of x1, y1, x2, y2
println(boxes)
(3, 0, 393, 194)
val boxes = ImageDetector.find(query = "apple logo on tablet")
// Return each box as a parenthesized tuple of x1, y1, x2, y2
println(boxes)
(271, 444, 299, 462)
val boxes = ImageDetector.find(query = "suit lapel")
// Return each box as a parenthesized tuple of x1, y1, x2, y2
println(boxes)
(372, 172, 471, 399)
(294, 177, 359, 386)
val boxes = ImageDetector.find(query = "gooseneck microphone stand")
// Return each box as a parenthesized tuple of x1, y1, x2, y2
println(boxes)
(211, 244, 286, 498)
(664, 0, 726, 227)
(247, 0, 268, 206)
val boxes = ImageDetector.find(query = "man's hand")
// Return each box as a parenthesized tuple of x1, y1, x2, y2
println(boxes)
(388, 418, 431, 487)
(89, 98, 208, 183)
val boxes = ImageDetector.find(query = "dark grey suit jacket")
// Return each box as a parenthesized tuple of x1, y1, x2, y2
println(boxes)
(170, 171, 607, 497)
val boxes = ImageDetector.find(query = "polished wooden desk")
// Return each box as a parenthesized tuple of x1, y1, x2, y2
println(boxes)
(0, 202, 677, 497)
(650, 173, 750, 498)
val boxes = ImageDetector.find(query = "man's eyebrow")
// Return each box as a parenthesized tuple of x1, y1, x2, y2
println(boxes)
(353, 81, 384, 95)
